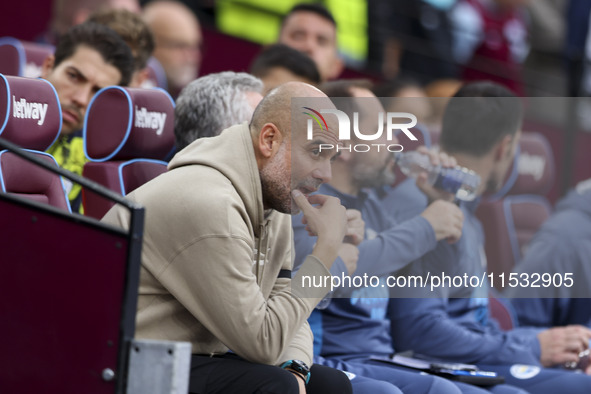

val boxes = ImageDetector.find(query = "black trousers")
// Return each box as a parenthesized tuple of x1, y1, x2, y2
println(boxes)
(189, 353, 352, 394)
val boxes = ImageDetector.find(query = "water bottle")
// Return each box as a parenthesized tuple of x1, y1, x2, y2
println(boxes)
(396, 151, 481, 201)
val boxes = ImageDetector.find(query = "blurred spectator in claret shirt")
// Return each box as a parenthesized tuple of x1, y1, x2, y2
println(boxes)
(450, 0, 531, 95)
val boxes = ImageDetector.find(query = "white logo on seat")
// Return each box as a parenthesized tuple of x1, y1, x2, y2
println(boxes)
(134, 106, 167, 135)
(12, 96, 48, 126)
(517, 152, 545, 181)
(24, 62, 42, 78)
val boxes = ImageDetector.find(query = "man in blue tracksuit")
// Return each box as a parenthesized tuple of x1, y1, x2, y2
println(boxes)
(385, 82, 591, 393)
(293, 80, 525, 394)
(508, 178, 591, 328)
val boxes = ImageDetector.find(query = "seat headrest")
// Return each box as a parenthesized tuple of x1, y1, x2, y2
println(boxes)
(507, 132, 555, 195)
(488, 131, 555, 200)
(0, 37, 54, 78)
(0, 73, 62, 151)
(84, 86, 175, 162)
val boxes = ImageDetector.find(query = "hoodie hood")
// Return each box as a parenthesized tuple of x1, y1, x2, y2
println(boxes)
(169, 122, 264, 235)
(555, 178, 591, 217)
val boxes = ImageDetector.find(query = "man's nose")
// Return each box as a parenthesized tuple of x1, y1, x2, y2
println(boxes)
(313, 159, 332, 184)
(72, 84, 92, 109)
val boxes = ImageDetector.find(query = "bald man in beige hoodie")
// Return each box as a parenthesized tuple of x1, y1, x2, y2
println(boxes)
(102, 82, 352, 393)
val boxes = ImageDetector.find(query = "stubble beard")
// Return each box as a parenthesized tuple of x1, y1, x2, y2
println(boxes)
(259, 146, 292, 214)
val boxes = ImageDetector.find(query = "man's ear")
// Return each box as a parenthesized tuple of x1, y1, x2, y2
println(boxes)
(40, 54, 55, 79)
(130, 68, 150, 88)
(257, 123, 282, 159)
(495, 134, 514, 162)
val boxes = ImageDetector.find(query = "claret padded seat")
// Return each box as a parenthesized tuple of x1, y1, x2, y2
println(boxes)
(0, 37, 54, 78)
(82, 86, 175, 219)
(476, 131, 555, 283)
(0, 73, 70, 211)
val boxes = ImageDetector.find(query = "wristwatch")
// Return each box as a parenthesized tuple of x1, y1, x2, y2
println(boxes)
(280, 359, 311, 384)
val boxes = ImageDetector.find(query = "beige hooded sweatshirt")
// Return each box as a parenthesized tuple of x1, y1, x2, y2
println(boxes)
(101, 123, 331, 366)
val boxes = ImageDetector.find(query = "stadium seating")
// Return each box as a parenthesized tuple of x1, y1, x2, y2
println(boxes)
(477, 131, 555, 285)
(0, 37, 53, 78)
(0, 73, 70, 211)
(82, 86, 175, 219)
(0, 74, 189, 393)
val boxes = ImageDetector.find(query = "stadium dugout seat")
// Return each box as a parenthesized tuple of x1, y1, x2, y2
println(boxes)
(476, 131, 555, 286)
(82, 86, 175, 219)
(488, 291, 517, 331)
(0, 73, 70, 211)
(0, 136, 191, 393)
(0, 37, 54, 78)
(0, 75, 190, 393)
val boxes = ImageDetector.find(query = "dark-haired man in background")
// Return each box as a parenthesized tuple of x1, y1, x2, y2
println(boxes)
(87, 7, 154, 88)
(42, 21, 134, 212)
